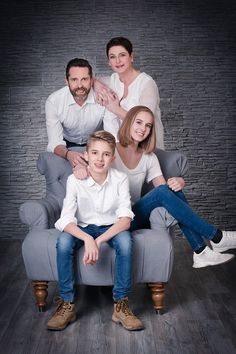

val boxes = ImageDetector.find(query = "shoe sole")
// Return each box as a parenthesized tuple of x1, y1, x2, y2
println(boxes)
(47, 315, 77, 331)
(212, 246, 234, 253)
(112, 315, 144, 331)
(193, 254, 235, 268)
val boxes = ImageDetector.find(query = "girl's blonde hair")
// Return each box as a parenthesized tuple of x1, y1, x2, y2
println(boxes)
(118, 106, 156, 153)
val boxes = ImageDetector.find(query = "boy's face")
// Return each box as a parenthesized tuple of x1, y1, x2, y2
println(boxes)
(84, 140, 115, 175)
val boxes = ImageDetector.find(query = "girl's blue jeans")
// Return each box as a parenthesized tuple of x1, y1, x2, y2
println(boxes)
(130, 184, 218, 251)
(57, 225, 132, 302)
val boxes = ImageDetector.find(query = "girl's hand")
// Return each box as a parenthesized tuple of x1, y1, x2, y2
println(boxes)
(167, 177, 185, 192)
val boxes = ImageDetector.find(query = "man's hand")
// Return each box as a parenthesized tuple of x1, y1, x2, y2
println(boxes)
(83, 236, 99, 266)
(67, 151, 88, 168)
(167, 177, 185, 192)
(73, 164, 89, 180)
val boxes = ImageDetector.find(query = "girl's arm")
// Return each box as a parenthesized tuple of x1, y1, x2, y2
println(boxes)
(152, 175, 185, 191)
(152, 175, 167, 187)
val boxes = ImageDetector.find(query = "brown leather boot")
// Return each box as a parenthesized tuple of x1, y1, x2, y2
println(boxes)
(112, 297, 144, 331)
(47, 297, 76, 331)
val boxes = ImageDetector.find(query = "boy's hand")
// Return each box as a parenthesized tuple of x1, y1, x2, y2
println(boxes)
(95, 237, 103, 250)
(73, 164, 89, 180)
(167, 177, 185, 192)
(83, 236, 99, 266)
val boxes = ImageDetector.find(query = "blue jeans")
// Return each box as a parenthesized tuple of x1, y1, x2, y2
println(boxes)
(130, 184, 218, 251)
(56, 224, 132, 302)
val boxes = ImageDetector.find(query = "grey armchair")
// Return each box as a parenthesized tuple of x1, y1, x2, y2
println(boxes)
(19, 149, 187, 313)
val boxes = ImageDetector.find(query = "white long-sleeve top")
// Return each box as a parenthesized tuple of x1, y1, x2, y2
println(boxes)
(55, 168, 134, 231)
(103, 72, 164, 149)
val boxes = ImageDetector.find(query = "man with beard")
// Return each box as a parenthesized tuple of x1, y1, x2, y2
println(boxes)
(46, 58, 106, 167)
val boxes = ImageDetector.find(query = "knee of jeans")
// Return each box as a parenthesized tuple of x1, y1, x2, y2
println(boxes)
(155, 184, 169, 193)
(115, 231, 132, 254)
(56, 232, 75, 254)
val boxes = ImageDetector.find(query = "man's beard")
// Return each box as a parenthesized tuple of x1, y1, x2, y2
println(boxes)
(70, 86, 90, 100)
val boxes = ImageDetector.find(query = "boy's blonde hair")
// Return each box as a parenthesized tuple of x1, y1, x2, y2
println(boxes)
(87, 130, 116, 154)
(118, 106, 156, 153)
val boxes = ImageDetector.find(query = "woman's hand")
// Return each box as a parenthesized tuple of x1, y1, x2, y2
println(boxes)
(96, 89, 120, 113)
(167, 177, 185, 192)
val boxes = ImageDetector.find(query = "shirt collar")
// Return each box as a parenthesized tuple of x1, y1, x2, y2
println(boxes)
(67, 87, 96, 106)
(86, 169, 110, 188)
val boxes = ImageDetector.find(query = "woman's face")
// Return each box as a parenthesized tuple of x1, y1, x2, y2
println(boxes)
(108, 45, 133, 74)
(130, 111, 154, 143)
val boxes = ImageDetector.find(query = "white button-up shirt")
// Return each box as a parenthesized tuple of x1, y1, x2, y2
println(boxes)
(55, 168, 134, 231)
(46, 86, 105, 152)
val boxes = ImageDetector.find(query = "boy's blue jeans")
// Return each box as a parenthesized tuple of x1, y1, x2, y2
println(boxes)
(130, 184, 218, 251)
(57, 225, 132, 302)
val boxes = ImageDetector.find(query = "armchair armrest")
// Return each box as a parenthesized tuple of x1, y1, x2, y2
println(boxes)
(155, 149, 188, 179)
(19, 197, 61, 231)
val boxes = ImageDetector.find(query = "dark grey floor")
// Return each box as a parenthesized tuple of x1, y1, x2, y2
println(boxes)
(0, 237, 236, 354)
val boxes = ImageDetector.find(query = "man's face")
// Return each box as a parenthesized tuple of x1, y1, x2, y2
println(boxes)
(66, 66, 93, 102)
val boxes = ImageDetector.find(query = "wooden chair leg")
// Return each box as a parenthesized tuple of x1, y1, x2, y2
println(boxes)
(148, 282, 166, 314)
(32, 281, 48, 312)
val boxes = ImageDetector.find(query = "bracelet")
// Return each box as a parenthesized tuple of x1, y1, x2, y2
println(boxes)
(65, 150, 70, 160)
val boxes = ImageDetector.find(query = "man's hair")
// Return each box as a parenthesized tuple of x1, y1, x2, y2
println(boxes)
(87, 130, 116, 155)
(66, 58, 92, 79)
(106, 37, 133, 57)
(118, 106, 156, 153)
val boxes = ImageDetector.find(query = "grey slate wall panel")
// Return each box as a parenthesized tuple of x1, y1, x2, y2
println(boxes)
(0, 0, 235, 238)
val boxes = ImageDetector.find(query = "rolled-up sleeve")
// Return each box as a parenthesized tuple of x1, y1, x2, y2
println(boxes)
(45, 98, 66, 152)
(55, 175, 78, 231)
(115, 174, 134, 220)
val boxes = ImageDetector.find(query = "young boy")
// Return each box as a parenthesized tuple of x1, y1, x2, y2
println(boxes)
(47, 130, 144, 331)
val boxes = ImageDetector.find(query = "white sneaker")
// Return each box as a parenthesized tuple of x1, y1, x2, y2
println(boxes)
(193, 246, 234, 268)
(211, 231, 236, 253)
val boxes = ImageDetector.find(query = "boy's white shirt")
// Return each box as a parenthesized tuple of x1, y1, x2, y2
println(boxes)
(55, 167, 134, 232)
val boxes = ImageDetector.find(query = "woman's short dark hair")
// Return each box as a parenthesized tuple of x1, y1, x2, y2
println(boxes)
(66, 58, 92, 79)
(106, 37, 133, 57)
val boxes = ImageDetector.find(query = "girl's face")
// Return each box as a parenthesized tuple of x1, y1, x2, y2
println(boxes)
(108, 45, 133, 74)
(130, 111, 154, 143)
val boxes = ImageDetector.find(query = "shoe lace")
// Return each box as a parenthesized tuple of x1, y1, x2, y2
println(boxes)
(53, 296, 72, 317)
(116, 298, 134, 317)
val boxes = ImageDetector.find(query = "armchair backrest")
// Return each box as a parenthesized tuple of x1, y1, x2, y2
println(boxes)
(37, 149, 188, 209)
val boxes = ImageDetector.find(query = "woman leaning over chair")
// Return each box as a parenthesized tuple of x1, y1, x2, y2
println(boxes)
(96, 36, 164, 150)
